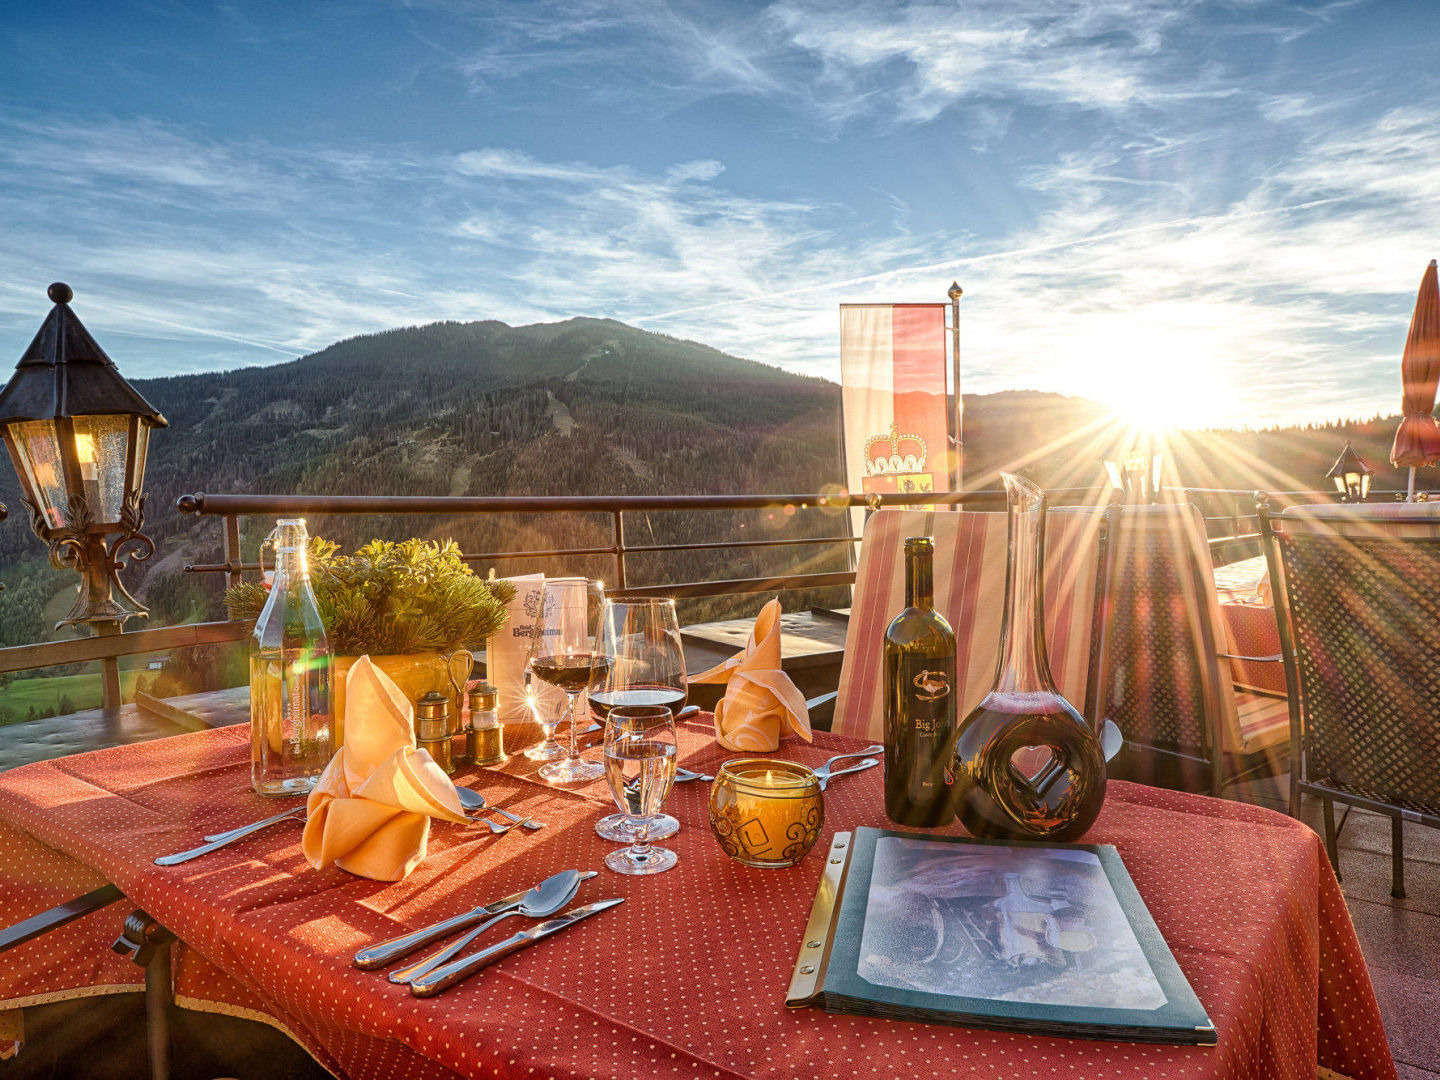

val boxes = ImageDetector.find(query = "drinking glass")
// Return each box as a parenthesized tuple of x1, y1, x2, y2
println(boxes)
(603, 705, 679, 875)
(526, 577, 609, 784)
(592, 597, 687, 842)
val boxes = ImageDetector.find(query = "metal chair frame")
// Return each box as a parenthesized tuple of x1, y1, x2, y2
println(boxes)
(1090, 498, 1288, 797)
(1258, 498, 1440, 899)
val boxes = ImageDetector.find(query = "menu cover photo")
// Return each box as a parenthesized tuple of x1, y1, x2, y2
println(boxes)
(787, 827, 1215, 1045)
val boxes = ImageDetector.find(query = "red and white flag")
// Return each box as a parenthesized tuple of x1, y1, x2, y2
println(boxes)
(839, 303, 952, 512)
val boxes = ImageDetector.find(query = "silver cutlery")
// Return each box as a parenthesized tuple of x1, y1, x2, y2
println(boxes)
(155, 811, 304, 866)
(201, 806, 306, 843)
(410, 898, 624, 998)
(813, 745, 883, 790)
(816, 758, 878, 790)
(673, 767, 713, 783)
(353, 869, 595, 970)
(454, 786, 544, 830)
(388, 869, 589, 984)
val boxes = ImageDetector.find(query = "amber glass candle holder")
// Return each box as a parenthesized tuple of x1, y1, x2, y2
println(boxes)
(708, 759, 824, 868)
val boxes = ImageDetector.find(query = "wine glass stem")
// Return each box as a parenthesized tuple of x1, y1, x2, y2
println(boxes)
(564, 692, 579, 760)
(630, 817, 652, 860)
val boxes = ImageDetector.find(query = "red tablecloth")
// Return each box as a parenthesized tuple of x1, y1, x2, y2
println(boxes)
(0, 722, 1394, 1080)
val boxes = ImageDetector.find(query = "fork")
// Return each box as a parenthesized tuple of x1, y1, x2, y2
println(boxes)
(454, 786, 544, 830)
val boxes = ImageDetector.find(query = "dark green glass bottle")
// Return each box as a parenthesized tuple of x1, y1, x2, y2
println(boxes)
(883, 536, 957, 827)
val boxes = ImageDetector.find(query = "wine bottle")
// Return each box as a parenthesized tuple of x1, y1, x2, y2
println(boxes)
(882, 536, 957, 827)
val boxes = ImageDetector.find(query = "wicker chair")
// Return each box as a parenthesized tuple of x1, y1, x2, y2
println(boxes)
(1258, 500, 1440, 898)
(1092, 503, 1290, 797)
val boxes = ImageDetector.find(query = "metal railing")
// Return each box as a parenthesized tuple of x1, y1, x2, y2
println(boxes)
(6, 482, 1365, 717)
(174, 489, 1012, 597)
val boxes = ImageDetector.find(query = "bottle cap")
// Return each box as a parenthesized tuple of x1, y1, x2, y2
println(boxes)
(904, 535, 934, 555)
(415, 690, 449, 720)
(467, 682, 499, 711)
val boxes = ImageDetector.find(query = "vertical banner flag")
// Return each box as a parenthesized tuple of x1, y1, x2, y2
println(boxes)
(840, 304, 951, 526)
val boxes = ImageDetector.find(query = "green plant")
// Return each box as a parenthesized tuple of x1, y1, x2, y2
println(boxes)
(224, 538, 515, 655)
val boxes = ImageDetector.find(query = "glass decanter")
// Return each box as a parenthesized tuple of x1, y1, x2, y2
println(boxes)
(948, 474, 1105, 841)
(250, 519, 334, 796)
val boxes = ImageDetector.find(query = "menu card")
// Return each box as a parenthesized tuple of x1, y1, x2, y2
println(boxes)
(788, 827, 1215, 1045)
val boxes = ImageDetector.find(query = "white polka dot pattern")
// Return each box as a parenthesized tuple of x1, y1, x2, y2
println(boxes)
(0, 721, 1398, 1080)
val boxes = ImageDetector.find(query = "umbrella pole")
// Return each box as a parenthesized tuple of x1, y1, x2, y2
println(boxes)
(1408, 467, 1417, 501)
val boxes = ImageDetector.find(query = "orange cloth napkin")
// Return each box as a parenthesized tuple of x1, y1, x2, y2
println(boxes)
(691, 598, 812, 752)
(302, 655, 467, 881)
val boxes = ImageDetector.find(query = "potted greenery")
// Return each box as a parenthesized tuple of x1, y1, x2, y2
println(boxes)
(225, 537, 514, 740)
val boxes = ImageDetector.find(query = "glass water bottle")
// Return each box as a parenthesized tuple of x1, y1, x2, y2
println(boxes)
(250, 519, 334, 796)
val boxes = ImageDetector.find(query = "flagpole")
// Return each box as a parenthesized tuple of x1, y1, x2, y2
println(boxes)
(947, 282, 964, 493)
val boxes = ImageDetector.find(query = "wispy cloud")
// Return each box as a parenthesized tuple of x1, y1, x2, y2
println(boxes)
(0, 1, 1436, 431)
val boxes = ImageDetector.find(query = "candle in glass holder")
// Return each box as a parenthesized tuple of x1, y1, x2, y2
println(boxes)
(709, 758, 823, 868)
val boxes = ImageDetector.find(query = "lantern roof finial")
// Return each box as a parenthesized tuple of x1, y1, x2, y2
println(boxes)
(0, 283, 167, 427)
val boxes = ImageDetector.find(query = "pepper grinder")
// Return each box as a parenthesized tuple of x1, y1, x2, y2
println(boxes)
(466, 682, 504, 766)
(415, 690, 455, 775)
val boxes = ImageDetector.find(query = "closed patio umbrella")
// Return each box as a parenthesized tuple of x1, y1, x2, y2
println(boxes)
(1390, 259, 1440, 499)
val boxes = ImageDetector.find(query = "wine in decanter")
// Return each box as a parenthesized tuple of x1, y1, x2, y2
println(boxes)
(882, 536, 957, 828)
(949, 474, 1105, 841)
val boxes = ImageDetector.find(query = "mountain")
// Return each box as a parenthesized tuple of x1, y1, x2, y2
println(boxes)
(0, 318, 852, 644)
(0, 314, 1415, 650)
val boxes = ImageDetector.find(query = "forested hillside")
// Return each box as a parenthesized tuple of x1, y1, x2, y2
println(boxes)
(0, 313, 1413, 652)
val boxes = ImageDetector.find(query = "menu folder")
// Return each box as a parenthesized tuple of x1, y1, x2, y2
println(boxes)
(787, 827, 1216, 1045)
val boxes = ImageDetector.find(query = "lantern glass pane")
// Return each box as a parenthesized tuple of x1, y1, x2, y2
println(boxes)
(132, 421, 150, 494)
(8, 419, 69, 529)
(70, 414, 131, 525)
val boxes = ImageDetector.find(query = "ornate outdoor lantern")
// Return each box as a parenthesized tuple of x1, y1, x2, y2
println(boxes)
(1326, 442, 1374, 503)
(0, 283, 167, 630)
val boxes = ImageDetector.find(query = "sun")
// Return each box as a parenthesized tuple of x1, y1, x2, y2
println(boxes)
(1070, 325, 1235, 432)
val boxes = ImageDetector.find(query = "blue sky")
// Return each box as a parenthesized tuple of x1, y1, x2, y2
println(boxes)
(1, 1, 1436, 428)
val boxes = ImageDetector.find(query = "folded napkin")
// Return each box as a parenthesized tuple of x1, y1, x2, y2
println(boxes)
(302, 655, 467, 881)
(691, 598, 812, 752)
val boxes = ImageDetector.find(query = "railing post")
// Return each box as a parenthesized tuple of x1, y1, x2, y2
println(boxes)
(224, 514, 242, 588)
(96, 621, 122, 717)
(612, 511, 626, 591)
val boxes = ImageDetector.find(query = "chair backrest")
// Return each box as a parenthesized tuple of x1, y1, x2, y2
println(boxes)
(832, 506, 1108, 741)
(1265, 502, 1440, 817)
(1093, 503, 1242, 759)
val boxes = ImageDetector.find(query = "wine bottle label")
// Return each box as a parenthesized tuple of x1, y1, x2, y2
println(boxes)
(884, 651, 956, 826)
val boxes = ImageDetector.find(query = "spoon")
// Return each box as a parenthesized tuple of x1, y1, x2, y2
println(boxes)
(388, 870, 587, 984)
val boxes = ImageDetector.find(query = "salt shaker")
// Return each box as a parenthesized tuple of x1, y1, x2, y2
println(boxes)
(466, 682, 504, 766)
(415, 690, 455, 775)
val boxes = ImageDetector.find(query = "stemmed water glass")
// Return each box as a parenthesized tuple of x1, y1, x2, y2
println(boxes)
(602, 704, 678, 875)
(524, 577, 609, 784)
(591, 597, 687, 842)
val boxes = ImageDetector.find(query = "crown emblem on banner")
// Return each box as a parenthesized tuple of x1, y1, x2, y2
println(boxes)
(864, 423, 929, 477)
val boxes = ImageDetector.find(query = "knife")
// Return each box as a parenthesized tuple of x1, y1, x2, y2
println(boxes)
(352, 870, 597, 970)
(409, 898, 625, 997)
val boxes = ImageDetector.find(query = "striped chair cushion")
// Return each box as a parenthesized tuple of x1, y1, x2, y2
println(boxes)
(1234, 692, 1291, 754)
(832, 507, 1107, 742)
